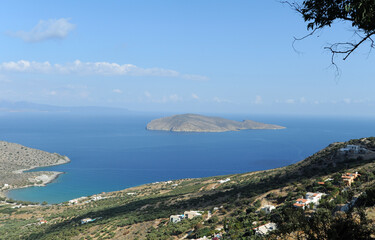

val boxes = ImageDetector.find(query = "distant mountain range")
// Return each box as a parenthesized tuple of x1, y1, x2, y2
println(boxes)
(0, 101, 130, 114)
(146, 113, 285, 132)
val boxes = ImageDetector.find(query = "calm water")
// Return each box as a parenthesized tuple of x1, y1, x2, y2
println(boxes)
(3, 112, 375, 203)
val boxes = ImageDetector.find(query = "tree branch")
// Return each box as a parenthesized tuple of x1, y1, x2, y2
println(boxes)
(324, 30, 375, 61)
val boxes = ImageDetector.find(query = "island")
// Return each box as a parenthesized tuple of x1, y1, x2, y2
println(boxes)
(0, 141, 70, 197)
(146, 113, 285, 132)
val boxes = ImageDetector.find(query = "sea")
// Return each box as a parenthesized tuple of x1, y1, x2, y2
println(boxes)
(2, 112, 375, 204)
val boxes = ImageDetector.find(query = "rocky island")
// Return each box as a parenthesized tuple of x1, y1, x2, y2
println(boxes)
(146, 113, 285, 132)
(0, 141, 70, 197)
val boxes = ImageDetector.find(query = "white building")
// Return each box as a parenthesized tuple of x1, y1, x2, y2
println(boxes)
(339, 145, 366, 154)
(69, 199, 79, 204)
(92, 195, 103, 201)
(306, 192, 325, 205)
(218, 178, 230, 184)
(253, 222, 277, 235)
(261, 205, 276, 214)
(184, 210, 202, 219)
(294, 192, 325, 209)
(170, 214, 184, 223)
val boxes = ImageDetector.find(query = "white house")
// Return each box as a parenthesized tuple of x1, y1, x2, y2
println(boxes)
(294, 198, 310, 209)
(69, 199, 79, 204)
(184, 210, 202, 219)
(170, 214, 184, 223)
(92, 195, 103, 201)
(339, 145, 366, 154)
(68, 196, 87, 205)
(218, 178, 230, 184)
(253, 222, 277, 235)
(261, 205, 276, 214)
(294, 192, 325, 209)
(306, 192, 325, 205)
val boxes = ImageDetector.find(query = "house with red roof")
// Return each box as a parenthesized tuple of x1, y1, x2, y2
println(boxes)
(342, 172, 360, 186)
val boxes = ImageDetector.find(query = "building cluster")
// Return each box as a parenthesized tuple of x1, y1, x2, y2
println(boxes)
(341, 172, 360, 186)
(169, 210, 202, 223)
(68, 194, 105, 205)
(293, 192, 325, 210)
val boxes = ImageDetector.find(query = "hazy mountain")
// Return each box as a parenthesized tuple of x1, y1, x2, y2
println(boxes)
(0, 101, 130, 114)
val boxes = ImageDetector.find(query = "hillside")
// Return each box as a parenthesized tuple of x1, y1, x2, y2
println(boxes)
(0, 141, 70, 195)
(146, 114, 285, 132)
(0, 138, 375, 239)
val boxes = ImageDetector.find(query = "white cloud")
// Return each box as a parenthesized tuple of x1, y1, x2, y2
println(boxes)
(182, 74, 209, 81)
(343, 98, 352, 104)
(9, 18, 75, 42)
(48, 90, 57, 96)
(112, 89, 123, 94)
(143, 92, 183, 103)
(191, 93, 200, 100)
(144, 91, 152, 98)
(285, 99, 295, 104)
(169, 94, 182, 102)
(0, 75, 11, 83)
(299, 97, 306, 103)
(254, 95, 263, 104)
(213, 97, 232, 103)
(0, 60, 208, 80)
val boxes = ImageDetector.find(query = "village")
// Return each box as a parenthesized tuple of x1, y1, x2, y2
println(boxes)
(165, 144, 371, 239)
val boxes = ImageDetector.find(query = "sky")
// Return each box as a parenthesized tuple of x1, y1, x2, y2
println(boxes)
(0, 0, 374, 116)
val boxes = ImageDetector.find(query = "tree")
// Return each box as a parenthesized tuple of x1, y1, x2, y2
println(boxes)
(284, 0, 375, 63)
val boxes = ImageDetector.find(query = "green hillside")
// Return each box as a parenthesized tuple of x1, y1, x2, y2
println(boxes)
(1, 138, 375, 239)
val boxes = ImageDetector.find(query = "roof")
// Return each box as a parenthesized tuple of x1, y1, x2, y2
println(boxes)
(293, 203, 305, 207)
(253, 223, 277, 235)
(318, 182, 325, 185)
(296, 198, 308, 203)
(342, 176, 353, 179)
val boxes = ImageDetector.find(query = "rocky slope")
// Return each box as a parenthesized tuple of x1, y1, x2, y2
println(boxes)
(146, 114, 285, 132)
(0, 141, 70, 194)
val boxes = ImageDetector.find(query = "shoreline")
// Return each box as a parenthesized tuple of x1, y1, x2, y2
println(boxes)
(1, 156, 70, 200)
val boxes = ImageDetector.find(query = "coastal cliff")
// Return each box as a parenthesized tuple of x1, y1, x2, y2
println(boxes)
(146, 113, 285, 132)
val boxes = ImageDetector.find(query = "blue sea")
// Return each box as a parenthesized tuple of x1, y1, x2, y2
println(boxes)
(3, 112, 375, 204)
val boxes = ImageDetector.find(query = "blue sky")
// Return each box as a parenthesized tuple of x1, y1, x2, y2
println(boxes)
(0, 0, 374, 116)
